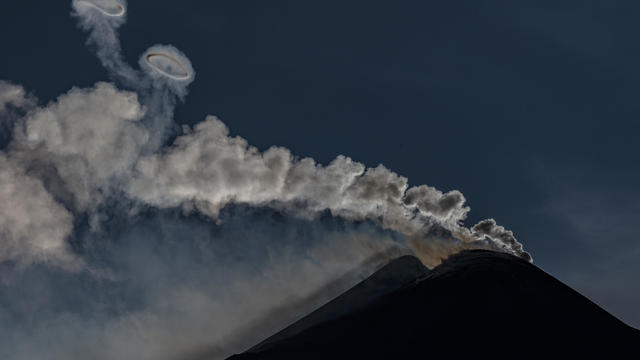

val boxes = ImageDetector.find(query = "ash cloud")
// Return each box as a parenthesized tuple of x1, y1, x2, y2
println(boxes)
(0, 1, 531, 359)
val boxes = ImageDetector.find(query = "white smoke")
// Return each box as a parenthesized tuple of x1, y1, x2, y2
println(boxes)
(0, 1, 531, 359)
(124, 115, 533, 266)
(68, 0, 529, 267)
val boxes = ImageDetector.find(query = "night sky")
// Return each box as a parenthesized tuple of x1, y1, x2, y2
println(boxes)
(1, 0, 638, 332)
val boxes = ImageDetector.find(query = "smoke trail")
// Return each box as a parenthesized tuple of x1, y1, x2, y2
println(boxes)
(71, 0, 135, 83)
(125, 116, 531, 265)
(70, 0, 528, 267)
(72, 0, 194, 152)
(0, 1, 531, 359)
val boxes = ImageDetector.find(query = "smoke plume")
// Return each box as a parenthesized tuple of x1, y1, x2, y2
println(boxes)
(0, 1, 531, 359)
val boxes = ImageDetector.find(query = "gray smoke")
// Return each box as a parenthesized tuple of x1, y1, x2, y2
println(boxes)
(0, 1, 531, 359)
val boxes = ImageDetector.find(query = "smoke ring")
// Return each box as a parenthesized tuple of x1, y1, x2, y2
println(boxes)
(73, 0, 125, 17)
(145, 53, 191, 80)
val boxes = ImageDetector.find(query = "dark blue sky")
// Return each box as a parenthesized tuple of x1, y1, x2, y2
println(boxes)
(1, 0, 638, 327)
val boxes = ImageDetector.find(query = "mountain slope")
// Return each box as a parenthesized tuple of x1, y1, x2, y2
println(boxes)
(230, 250, 639, 359)
(247, 255, 429, 353)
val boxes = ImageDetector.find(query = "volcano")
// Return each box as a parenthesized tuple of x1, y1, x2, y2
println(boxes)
(229, 250, 639, 359)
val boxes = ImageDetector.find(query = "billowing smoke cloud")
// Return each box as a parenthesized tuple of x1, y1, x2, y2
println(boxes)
(124, 115, 531, 265)
(0, 154, 78, 270)
(0, 1, 531, 359)
(12, 83, 147, 216)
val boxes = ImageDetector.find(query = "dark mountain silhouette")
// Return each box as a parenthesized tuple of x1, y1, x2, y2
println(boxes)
(246, 255, 429, 353)
(229, 250, 639, 359)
